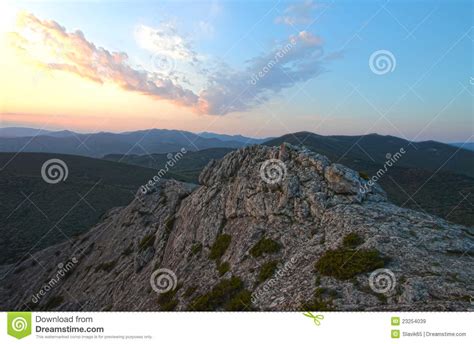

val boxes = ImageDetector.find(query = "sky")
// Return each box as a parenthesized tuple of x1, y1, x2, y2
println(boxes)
(0, 0, 472, 142)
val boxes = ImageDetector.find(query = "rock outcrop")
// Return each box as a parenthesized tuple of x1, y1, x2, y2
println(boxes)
(0, 144, 472, 311)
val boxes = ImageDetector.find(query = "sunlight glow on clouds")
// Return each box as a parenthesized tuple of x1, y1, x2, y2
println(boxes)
(5, 11, 335, 118)
(8, 12, 199, 108)
(0, 0, 470, 142)
(275, 0, 324, 26)
(200, 31, 331, 115)
(135, 23, 198, 62)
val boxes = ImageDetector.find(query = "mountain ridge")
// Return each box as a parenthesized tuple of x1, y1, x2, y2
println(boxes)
(1, 143, 472, 311)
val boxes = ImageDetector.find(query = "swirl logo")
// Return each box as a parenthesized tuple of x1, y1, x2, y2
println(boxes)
(12, 317, 28, 332)
(259, 159, 287, 184)
(151, 53, 176, 76)
(369, 50, 396, 75)
(41, 159, 69, 184)
(369, 268, 396, 294)
(150, 268, 177, 294)
(7, 312, 31, 339)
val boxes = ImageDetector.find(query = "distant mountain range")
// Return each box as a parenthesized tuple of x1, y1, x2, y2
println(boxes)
(450, 142, 474, 151)
(265, 132, 474, 226)
(0, 127, 266, 157)
(104, 148, 234, 183)
(0, 127, 76, 138)
(1, 127, 473, 233)
(266, 132, 474, 178)
(197, 132, 272, 144)
(0, 127, 471, 156)
(107, 132, 474, 227)
(0, 130, 473, 283)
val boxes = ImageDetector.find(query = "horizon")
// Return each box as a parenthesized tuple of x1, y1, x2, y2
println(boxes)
(0, 124, 473, 144)
(0, 1, 472, 142)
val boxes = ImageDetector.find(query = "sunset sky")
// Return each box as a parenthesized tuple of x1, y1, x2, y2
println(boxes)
(0, 0, 472, 142)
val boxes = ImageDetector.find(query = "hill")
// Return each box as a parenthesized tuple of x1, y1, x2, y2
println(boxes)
(197, 132, 271, 144)
(0, 127, 55, 138)
(0, 128, 257, 157)
(450, 142, 474, 152)
(265, 133, 474, 226)
(1, 144, 472, 311)
(0, 153, 158, 264)
(106, 134, 474, 226)
(265, 132, 474, 178)
(104, 148, 234, 183)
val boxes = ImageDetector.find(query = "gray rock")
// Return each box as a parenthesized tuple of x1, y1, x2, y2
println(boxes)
(0, 144, 472, 311)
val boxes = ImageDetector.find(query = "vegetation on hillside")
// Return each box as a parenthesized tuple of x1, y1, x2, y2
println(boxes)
(0, 152, 157, 264)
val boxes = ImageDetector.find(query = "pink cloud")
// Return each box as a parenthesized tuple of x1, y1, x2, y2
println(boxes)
(10, 12, 199, 108)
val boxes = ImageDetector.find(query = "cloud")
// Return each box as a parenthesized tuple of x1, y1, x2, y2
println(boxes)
(198, 31, 329, 115)
(134, 23, 198, 63)
(197, 21, 215, 38)
(9, 12, 339, 117)
(9, 12, 199, 107)
(275, 0, 324, 26)
(194, 0, 221, 39)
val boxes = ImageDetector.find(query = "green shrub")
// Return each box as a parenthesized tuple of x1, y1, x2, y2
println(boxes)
(183, 286, 198, 298)
(217, 261, 230, 276)
(159, 189, 168, 205)
(95, 259, 117, 273)
(224, 290, 252, 311)
(122, 244, 133, 256)
(190, 276, 250, 311)
(342, 233, 364, 249)
(138, 233, 155, 250)
(257, 260, 279, 283)
(301, 288, 333, 311)
(209, 234, 231, 260)
(315, 248, 385, 280)
(376, 293, 387, 304)
(358, 171, 370, 180)
(191, 243, 202, 256)
(250, 238, 281, 258)
(157, 284, 181, 311)
(164, 216, 176, 233)
(314, 287, 326, 297)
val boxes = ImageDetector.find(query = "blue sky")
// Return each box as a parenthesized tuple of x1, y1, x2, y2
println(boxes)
(1, 0, 473, 142)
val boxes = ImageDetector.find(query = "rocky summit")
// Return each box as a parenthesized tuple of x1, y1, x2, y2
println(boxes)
(0, 144, 472, 311)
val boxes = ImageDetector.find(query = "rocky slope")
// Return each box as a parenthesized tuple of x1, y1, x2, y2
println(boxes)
(0, 144, 472, 311)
